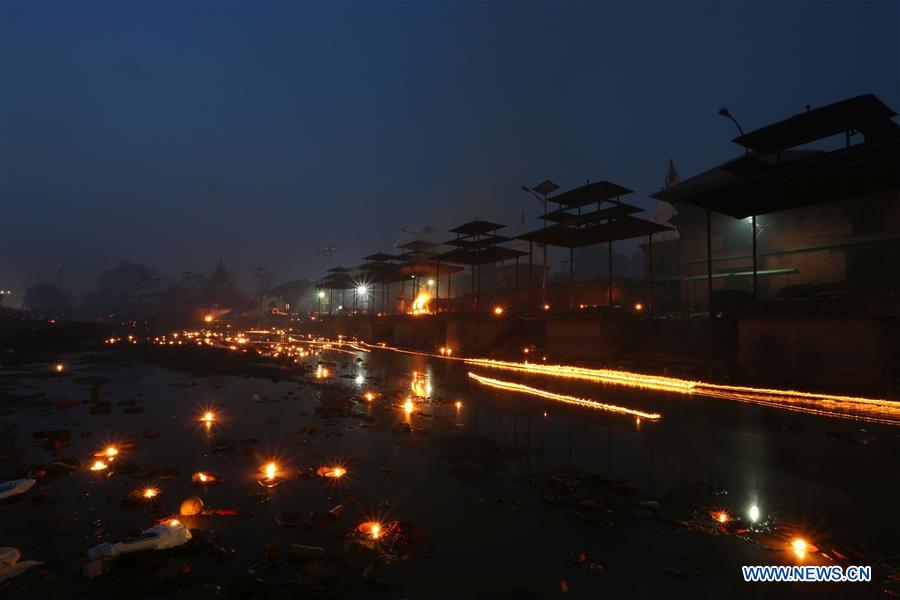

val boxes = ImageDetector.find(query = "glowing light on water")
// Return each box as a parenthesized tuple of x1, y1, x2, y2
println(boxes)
(468, 372, 662, 420)
(404, 398, 414, 415)
(791, 538, 808, 559)
(463, 358, 900, 425)
(749, 504, 760, 523)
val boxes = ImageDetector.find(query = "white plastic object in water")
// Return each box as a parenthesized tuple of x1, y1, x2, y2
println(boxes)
(0, 478, 36, 500)
(0, 547, 43, 582)
(88, 520, 192, 560)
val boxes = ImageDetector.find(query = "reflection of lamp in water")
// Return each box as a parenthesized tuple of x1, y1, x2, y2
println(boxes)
(748, 504, 760, 523)
(404, 398, 413, 415)
(791, 538, 808, 559)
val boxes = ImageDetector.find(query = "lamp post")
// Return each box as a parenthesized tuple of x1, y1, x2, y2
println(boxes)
(521, 180, 558, 310)
(719, 108, 758, 299)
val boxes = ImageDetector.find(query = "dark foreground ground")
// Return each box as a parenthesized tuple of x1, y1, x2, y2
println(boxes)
(1, 321, 898, 598)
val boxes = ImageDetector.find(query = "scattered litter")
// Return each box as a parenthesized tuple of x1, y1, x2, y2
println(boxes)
(31, 429, 71, 451)
(0, 547, 43, 583)
(0, 478, 36, 500)
(86, 520, 192, 566)
(288, 544, 326, 560)
(296, 560, 350, 597)
(180, 496, 205, 516)
(573, 552, 605, 575)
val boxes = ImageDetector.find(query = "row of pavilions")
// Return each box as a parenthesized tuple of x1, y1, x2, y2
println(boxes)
(314, 94, 900, 317)
(315, 179, 671, 315)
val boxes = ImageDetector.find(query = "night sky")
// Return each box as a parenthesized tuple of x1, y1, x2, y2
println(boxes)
(1, 1, 897, 304)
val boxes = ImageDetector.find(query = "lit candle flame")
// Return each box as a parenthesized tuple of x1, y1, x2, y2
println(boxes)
(371, 523, 380, 539)
(96, 445, 119, 459)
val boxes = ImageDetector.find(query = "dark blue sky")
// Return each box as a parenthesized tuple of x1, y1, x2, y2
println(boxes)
(1, 1, 897, 303)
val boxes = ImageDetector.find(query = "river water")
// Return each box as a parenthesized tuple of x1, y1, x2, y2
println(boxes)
(0, 342, 895, 598)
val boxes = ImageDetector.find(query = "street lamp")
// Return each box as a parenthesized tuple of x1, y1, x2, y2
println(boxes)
(718, 107, 748, 155)
(356, 285, 369, 314)
(521, 180, 559, 308)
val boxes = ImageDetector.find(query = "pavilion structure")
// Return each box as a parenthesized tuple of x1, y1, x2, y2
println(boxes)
(315, 266, 356, 315)
(517, 181, 670, 311)
(652, 94, 900, 312)
(435, 219, 528, 310)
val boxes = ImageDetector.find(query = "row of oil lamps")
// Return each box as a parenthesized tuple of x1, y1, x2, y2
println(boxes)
(85, 409, 385, 540)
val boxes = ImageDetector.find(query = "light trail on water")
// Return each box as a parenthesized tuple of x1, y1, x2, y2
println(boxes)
(468, 372, 662, 420)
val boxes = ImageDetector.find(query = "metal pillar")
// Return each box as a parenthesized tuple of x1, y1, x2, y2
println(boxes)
(569, 247, 574, 309)
(608, 241, 613, 307)
(706, 209, 713, 317)
(515, 256, 520, 311)
(751, 215, 758, 300)
(528, 240, 534, 312)
(471, 265, 476, 309)
(648, 233, 654, 315)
